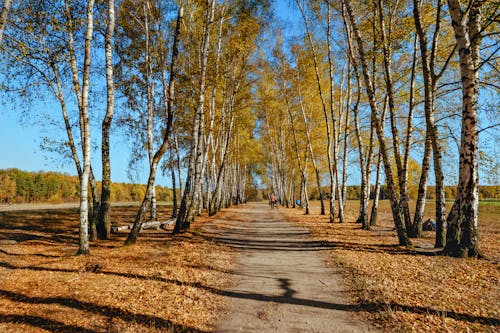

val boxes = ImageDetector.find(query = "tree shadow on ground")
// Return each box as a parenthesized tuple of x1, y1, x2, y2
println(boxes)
(0, 289, 209, 333)
(199, 231, 439, 256)
(0, 314, 97, 333)
(1, 262, 497, 327)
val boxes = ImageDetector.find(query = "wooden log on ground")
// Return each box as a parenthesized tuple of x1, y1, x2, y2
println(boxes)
(111, 219, 175, 233)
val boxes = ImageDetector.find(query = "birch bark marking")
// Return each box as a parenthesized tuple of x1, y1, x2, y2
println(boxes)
(175, 0, 215, 232)
(343, 0, 410, 246)
(191, 0, 217, 221)
(297, 0, 330, 218)
(0, 0, 12, 45)
(376, 0, 412, 234)
(65, 0, 100, 240)
(125, 5, 183, 245)
(76, 0, 95, 255)
(205, 4, 226, 216)
(143, 1, 157, 221)
(97, 0, 115, 240)
(413, 0, 447, 246)
(342, 5, 370, 227)
(329, 4, 344, 223)
(444, 0, 482, 258)
(341, 63, 351, 217)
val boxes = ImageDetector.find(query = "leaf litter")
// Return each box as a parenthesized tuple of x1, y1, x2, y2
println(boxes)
(0, 205, 234, 332)
(280, 200, 499, 333)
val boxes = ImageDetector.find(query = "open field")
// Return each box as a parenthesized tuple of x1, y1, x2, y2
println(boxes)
(280, 200, 499, 332)
(0, 205, 233, 332)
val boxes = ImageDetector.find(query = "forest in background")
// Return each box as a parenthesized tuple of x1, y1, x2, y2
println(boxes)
(0, 168, 173, 204)
(1, 168, 498, 204)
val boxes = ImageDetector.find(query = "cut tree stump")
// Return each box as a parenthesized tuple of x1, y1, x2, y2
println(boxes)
(111, 219, 174, 233)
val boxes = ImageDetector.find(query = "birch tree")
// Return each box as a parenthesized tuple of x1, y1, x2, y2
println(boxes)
(0, 0, 12, 45)
(125, 4, 183, 245)
(76, 0, 95, 255)
(174, 0, 216, 233)
(97, 0, 115, 240)
(443, 0, 484, 258)
(342, 0, 410, 246)
(297, 0, 333, 219)
(412, 0, 455, 245)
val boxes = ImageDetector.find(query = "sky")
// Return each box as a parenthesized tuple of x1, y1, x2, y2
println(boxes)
(0, 0, 301, 186)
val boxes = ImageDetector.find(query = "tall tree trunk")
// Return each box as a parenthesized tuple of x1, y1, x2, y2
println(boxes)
(343, 6, 372, 228)
(143, 1, 157, 221)
(413, 0, 449, 247)
(52, 37, 98, 244)
(175, 0, 215, 233)
(125, 5, 183, 245)
(376, 0, 412, 234)
(443, 0, 482, 258)
(405, 29, 423, 238)
(340, 63, 351, 218)
(297, 0, 331, 218)
(0, 0, 12, 45)
(76, 0, 95, 255)
(98, 0, 115, 240)
(327, 3, 342, 223)
(343, 0, 410, 246)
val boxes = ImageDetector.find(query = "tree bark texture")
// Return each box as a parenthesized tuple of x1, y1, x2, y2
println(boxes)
(443, 0, 482, 258)
(98, 0, 115, 240)
(343, 0, 410, 246)
(76, 0, 95, 255)
(0, 0, 12, 45)
(413, 0, 447, 247)
(126, 5, 183, 244)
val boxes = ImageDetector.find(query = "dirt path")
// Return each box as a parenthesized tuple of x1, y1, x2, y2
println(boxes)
(212, 202, 378, 333)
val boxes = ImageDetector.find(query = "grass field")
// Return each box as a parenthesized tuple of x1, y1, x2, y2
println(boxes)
(280, 200, 499, 332)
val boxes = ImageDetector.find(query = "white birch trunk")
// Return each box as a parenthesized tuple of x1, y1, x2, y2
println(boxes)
(0, 0, 12, 45)
(444, 0, 482, 258)
(77, 0, 95, 255)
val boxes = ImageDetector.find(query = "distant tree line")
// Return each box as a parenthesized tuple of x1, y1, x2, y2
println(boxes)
(0, 169, 173, 204)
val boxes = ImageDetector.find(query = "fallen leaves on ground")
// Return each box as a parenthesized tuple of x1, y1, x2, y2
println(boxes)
(0, 205, 234, 332)
(280, 200, 499, 333)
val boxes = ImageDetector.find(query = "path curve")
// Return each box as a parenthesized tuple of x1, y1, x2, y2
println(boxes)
(211, 202, 379, 333)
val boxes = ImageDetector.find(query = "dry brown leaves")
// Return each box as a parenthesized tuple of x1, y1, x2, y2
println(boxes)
(280, 200, 500, 333)
(0, 205, 234, 332)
